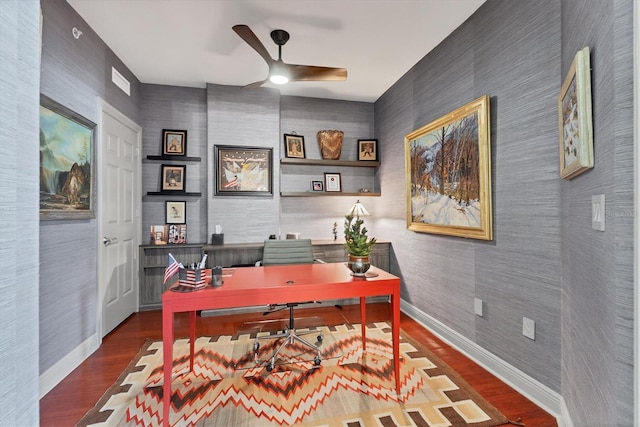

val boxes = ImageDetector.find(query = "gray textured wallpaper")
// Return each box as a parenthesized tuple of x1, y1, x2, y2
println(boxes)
(376, 0, 563, 391)
(39, 0, 141, 374)
(33, 1, 636, 425)
(0, 1, 40, 424)
(560, 0, 634, 425)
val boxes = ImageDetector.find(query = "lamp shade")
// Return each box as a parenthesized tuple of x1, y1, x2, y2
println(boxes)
(346, 200, 370, 218)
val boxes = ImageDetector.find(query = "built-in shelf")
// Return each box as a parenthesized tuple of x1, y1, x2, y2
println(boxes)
(280, 191, 381, 197)
(146, 191, 201, 197)
(280, 158, 380, 167)
(146, 155, 202, 162)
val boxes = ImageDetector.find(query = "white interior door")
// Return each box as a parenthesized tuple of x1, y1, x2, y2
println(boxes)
(98, 101, 141, 337)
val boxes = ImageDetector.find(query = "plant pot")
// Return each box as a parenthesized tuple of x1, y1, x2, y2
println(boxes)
(317, 130, 344, 160)
(347, 254, 371, 277)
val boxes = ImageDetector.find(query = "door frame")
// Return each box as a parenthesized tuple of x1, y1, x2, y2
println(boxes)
(96, 97, 142, 341)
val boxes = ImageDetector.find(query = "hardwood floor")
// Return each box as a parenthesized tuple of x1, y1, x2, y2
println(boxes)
(40, 303, 558, 426)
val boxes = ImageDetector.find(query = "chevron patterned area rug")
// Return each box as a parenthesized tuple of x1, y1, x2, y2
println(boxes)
(76, 322, 509, 427)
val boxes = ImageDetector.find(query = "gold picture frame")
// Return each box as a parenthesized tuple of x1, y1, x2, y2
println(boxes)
(558, 46, 593, 180)
(405, 95, 492, 240)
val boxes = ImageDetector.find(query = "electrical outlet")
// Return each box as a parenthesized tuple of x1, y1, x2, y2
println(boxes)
(523, 317, 535, 340)
(474, 298, 483, 317)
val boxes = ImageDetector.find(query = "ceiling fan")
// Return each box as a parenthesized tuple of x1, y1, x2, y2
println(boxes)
(232, 24, 347, 88)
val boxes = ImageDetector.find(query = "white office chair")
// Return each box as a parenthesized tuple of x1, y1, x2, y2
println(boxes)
(254, 239, 323, 372)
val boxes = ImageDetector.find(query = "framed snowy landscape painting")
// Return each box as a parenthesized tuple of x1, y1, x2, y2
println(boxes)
(405, 95, 493, 240)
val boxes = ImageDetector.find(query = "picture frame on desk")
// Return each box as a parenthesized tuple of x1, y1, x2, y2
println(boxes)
(162, 129, 187, 156)
(150, 225, 168, 245)
(168, 224, 187, 244)
(312, 180, 324, 191)
(161, 165, 186, 192)
(165, 201, 186, 224)
(39, 94, 96, 220)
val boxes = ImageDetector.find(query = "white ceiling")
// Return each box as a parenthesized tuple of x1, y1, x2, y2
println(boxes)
(67, 0, 485, 103)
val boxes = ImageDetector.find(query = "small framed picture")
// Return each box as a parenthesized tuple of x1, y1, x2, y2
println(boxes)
(162, 129, 187, 156)
(168, 224, 187, 244)
(358, 139, 378, 161)
(324, 172, 342, 192)
(311, 180, 324, 191)
(150, 225, 168, 245)
(284, 133, 305, 158)
(165, 201, 186, 224)
(161, 165, 186, 191)
(558, 47, 593, 180)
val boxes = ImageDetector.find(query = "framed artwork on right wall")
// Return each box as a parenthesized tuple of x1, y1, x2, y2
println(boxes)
(558, 46, 593, 180)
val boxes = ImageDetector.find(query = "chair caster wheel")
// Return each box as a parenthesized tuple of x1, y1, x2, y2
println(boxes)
(317, 335, 323, 342)
(266, 362, 274, 372)
(314, 356, 321, 366)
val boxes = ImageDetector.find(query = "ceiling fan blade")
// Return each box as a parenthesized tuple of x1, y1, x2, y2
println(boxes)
(243, 79, 267, 89)
(232, 24, 273, 65)
(288, 65, 348, 82)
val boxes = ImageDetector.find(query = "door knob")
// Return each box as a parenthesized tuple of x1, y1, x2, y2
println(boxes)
(103, 237, 118, 246)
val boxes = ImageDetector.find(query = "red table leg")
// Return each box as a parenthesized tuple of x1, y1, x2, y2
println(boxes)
(162, 307, 174, 426)
(392, 289, 401, 396)
(360, 296, 367, 351)
(189, 310, 196, 371)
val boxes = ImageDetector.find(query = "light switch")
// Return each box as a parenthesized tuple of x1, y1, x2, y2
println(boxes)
(592, 194, 605, 231)
(474, 298, 483, 317)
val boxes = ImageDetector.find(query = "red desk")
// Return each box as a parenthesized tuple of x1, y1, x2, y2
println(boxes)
(162, 262, 401, 426)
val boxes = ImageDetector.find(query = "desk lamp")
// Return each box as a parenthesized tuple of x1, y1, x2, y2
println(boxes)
(346, 200, 370, 219)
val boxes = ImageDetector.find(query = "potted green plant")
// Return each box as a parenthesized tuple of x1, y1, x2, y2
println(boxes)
(344, 213, 377, 276)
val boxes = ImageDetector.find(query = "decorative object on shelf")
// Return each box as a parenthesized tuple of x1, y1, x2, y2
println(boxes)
(211, 224, 224, 245)
(358, 139, 378, 161)
(359, 188, 370, 193)
(344, 200, 376, 276)
(317, 130, 344, 160)
(324, 172, 342, 192)
(39, 94, 96, 220)
(214, 145, 273, 197)
(332, 222, 338, 241)
(150, 225, 168, 245)
(405, 95, 493, 241)
(284, 132, 305, 159)
(312, 180, 323, 191)
(165, 201, 186, 224)
(162, 129, 187, 156)
(558, 46, 593, 180)
(161, 164, 186, 192)
(168, 224, 187, 244)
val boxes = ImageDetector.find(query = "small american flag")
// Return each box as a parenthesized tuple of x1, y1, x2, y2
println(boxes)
(164, 253, 180, 284)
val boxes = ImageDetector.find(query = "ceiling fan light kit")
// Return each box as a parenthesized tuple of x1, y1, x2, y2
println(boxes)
(232, 24, 347, 88)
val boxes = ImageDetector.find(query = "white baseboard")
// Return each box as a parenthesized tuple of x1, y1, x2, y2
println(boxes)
(39, 333, 100, 399)
(558, 397, 575, 427)
(401, 300, 562, 423)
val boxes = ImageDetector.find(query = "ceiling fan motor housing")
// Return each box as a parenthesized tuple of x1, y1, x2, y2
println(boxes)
(270, 29, 290, 46)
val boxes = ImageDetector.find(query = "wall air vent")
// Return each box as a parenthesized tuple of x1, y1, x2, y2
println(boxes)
(111, 67, 130, 96)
